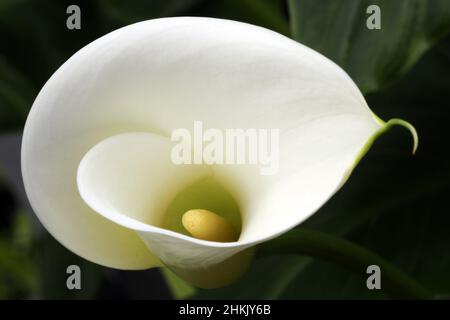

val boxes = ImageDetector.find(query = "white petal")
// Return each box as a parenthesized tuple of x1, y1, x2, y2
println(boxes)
(22, 17, 383, 271)
(77, 132, 253, 287)
(77, 132, 212, 232)
(76, 133, 243, 263)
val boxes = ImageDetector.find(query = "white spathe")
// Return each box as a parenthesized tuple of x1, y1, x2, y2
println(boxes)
(22, 17, 388, 283)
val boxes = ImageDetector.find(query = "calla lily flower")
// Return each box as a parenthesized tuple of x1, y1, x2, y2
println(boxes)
(21, 17, 417, 288)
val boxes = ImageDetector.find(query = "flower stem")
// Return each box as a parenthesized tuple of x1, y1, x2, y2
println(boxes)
(257, 228, 434, 299)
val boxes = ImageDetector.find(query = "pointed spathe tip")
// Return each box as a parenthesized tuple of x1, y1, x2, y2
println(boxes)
(385, 118, 419, 155)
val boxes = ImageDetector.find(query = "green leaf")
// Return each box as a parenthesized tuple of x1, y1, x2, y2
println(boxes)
(11, 210, 33, 252)
(0, 235, 38, 297)
(288, 0, 450, 94)
(0, 58, 35, 132)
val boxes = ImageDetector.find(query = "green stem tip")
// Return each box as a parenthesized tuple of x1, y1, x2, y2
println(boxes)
(350, 117, 418, 174)
(383, 118, 419, 155)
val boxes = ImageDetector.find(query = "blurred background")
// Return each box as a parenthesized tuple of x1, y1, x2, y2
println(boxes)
(1, 0, 450, 299)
